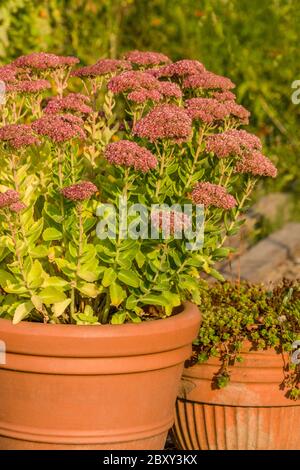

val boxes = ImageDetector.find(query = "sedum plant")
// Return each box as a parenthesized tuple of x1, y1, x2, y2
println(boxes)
(188, 280, 300, 399)
(0, 51, 277, 325)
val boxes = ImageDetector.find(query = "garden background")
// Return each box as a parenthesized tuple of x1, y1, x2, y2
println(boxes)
(1, 0, 299, 233)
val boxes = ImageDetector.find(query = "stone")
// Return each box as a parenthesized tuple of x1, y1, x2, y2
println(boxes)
(221, 223, 300, 283)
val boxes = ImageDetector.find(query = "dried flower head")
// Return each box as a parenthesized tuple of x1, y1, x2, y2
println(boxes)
(124, 50, 171, 66)
(61, 181, 98, 201)
(6, 79, 51, 94)
(105, 140, 158, 172)
(157, 59, 206, 78)
(32, 114, 86, 142)
(183, 71, 235, 90)
(13, 53, 79, 70)
(133, 104, 192, 142)
(108, 70, 159, 94)
(72, 59, 131, 78)
(185, 98, 230, 123)
(191, 182, 237, 209)
(0, 190, 20, 209)
(9, 201, 27, 213)
(0, 124, 40, 149)
(44, 93, 92, 114)
(151, 209, 192, 235)
(0, 64, 18, 83)
(235, 152, 277, 178)
(206, 130, 262, 158)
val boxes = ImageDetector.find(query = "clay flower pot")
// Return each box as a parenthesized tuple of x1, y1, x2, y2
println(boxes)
(173, 345, 300, 450)
(0, 302, 200, 450)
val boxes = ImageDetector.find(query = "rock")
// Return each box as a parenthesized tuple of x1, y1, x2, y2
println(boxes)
(221, 223, 300, 283)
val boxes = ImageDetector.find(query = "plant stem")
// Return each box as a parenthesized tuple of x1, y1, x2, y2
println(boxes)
(219, 177, 257, 248)
(184, 126, 205, 192)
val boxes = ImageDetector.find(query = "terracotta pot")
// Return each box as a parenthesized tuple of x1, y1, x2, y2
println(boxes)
(173, 345, 300, 450)
(0, 302, 200, 450)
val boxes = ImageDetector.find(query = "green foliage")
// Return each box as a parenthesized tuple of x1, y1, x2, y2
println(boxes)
(1, 0, 298, 202)
(0, 48, 267, 326)
(190, 280, 300, 399)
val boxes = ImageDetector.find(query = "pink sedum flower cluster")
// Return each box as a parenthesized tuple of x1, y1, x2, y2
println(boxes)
(61, 182, 98, 201)
(13, 53, 79, 70)
(44, 93, 92, 115)
(0, 124, 39, 149)
(108, 71, 158, 94)
(10, 201, 27, 213)
(0, 65, 18, 83)
(0, 190, 20, 209)
(185, 98, 230, 123)
(32, 114, 86, 142)
(7, 79, 51, 94)
(156, 59, 206, 78)
(127, 88, 162, 103)
(235, 152, 277, 178)
(124, 50, 171, 66)
(206, 130, 262, 158)
(72, 59, 131, 78)
(213, 90, 236, 102)
(105, 140, 157, 172)
(183, 71, 235, 90)
(133, 104, 192, 142)
(191, 182, 237, 210)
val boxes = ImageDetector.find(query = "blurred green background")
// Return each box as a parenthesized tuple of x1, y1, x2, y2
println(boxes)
(0, 0, 299, 218)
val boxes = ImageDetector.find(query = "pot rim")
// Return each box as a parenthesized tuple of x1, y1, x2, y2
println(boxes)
(0, 301, 201, 357)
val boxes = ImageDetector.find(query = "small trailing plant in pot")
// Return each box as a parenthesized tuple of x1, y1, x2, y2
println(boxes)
(0, 50, 276, 450)
(173, 280, 300, 450)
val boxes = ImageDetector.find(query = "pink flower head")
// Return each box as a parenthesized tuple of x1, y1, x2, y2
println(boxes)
(133, 104, 192, 142)
(151, 209, 192, 235)
(105, 140, 157, 172)
(191, 182, 237, 210)
(0, 190, 20, 209)
(72, 59, 131, 77)
(10, 201, 27, 213)
(158, 81, 182, 99)
(32, 114, 86, 142)
(13, 53, 79, 70)
(6, 79, 51, 94)
(108, 70, 159, 93)
(183, 71, 235, 90)
(127, 88, 162, 103)
(124, 50, 171, 66)
(224, 101, 250, 124)
(235, 152, 277, 178)
(44, 93, 92, 115)
(185, 98, 230, 123)
(61, 181, 98, 201)
(0, 64, 18, 83)
(157, 59, 206, 78)
(206, 130, 262, 158)
(0, 124, 40, 149)
(213, 90, 236, 102)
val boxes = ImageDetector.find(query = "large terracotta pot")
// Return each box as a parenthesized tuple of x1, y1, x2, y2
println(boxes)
(0, 302, 200, 450)
(173, 346, 300, 450)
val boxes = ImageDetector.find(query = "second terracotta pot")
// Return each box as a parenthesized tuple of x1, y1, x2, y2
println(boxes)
(0, 302, 201, 450)
(173, 346, 300, 450)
